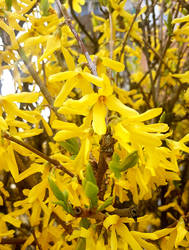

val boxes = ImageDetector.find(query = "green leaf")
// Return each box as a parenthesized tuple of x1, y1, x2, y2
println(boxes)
(59, 138, 79, 155)
(109, 153, 121, 178)
(40, 0, 49, 16)
(97, 197, 113, 212)
(120, 151, 138, 172)
(86, 163, 97, 185)
(159, 111, 166, 123)
(76, 237, 86, 250)
(5, 0, 12, 11)
(53, 200, 68, 213)
(84, 181, 99, 208)
(48, 176, 65, 201)
(79, 218, 91, 229)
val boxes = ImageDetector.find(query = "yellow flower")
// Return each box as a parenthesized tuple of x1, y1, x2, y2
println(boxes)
(58, 74, 138, 135)
(49, 69, 103, 106)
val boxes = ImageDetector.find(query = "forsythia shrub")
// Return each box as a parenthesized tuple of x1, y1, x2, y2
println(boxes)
(0, 0, 189, 249)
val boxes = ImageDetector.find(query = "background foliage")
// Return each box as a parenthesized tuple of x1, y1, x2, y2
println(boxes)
(0, 0, 189, 249)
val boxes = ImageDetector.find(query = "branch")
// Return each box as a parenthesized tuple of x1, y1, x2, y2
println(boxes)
(0, 238, 26, 245)
(55, 0, 98, 76)
(32, 229, 42, 250)
(3, 132, 80, 181)
(96, 129, 116, 199)
(18, 47, 65, 121)
(119, 0, 142, 61)
(52, 211, 73, 234)
(68, 0, 97, 49)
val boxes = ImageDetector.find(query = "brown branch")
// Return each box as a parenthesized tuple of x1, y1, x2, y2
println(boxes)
(3, 132, 80, 181)
(96, 129, 116, 199)
(55, 0, 98, 76)
(32, 229, 42, 250)
(52, 211, 73, 234)
(68, 0, 97, 49)
(18, 47, 65, 121)
(0, 238, 26, 244)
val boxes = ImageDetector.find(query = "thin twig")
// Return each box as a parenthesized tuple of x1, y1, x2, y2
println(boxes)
(3, 132, 78, 181)
(68, 0, 97, 50)
(55, 0, 98, 76)
(96, 129, 116, 200)
(109, 11, 114, 60)
(0, 238, 26, 245)
(18, 47, 65, 121)
(32, 229, 42, 250)
(119, 0, 143, 61)
(52, 212, 73, 234)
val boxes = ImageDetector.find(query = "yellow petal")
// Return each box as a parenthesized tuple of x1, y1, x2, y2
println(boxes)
(49, 71, 77, 82)
(131, 108, 162, 122)
(62, 47, 75, 71)
(116, 224, 142, 250)
(5, 92, 40, 103)
(144, 123, 169, 133)
(24, 35, 48, 47)
(2, 215, 21, 228)
(54, 130, 81, 141)
(16, 164, 44, 182)
(110, 226, 117, 250)
(16, 128, 43, 138)
(58, 94, 98, 116)
(102, 57, 125, 72)
(0, 117, 8, 130)
(106, 95, 138, 117)
(131, 233, 158, 250)
(0, 20, 18, 49)
(92, 101, 107, 135)
(52, 120, 78, 130)
(81, 72, 104, 87)
(54, 78, 77, 107)
(172, 15, 189, 23)
(39, 35, 61, 61)
(6, 120, 30, 129)
(103, 215, 120, 229)
(0, 230, 15, 237)
(41, 118, 53, 136)
(175, 217, 188, 248)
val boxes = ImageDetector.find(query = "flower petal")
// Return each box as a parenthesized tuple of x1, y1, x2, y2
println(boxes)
(58, 94, 98, 116)
(102, 57, 125, 72)
(116, 223, 142, 250)
(92, 101, 107, 135)
(81, 72, 104, 87)
(103, 215, 120, 229)
(49, 71, 77, 82)
(106, 95, 138, 117)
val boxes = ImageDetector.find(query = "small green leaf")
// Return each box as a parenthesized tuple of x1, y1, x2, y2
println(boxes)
(159, 111, 166, 123)
(84, 181, 99, 208)
(5, 0, 12, 11)
(54, 200, 68, 212)
(76, 237, 86, 250)
(86, 163, 97, 185)
(40, 0, 49, 16)
(48, 176, 65, 201)
(59, 138, 79, 155)
(97, 197, 113, 212)
(79, 218, 91, 229)
(120, 151, 138, 172)
(109, 153, 121, 178)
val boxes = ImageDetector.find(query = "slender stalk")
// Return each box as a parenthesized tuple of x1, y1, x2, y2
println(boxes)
(68, 0, 97, 48)
(55, 0, 98, 76)
(3, 132, 77, 180)
(119, 0, 142, 61)
(18, 47, 65, 121)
